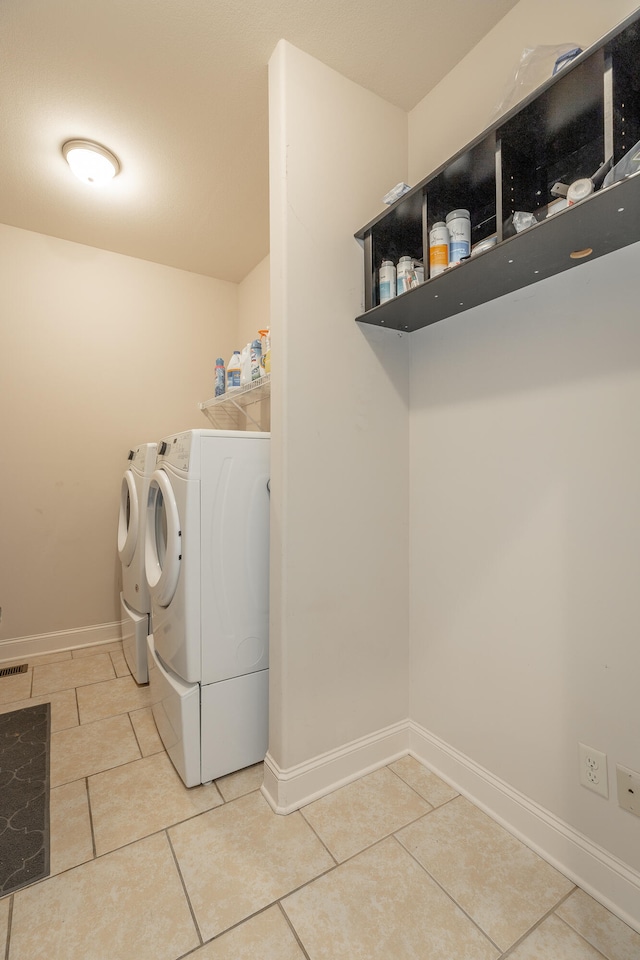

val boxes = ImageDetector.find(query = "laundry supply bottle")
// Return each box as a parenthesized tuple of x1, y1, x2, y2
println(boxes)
(250, 338, 262, 380)
(396, 256, 415, 295)
(226, 350, 241, 390)
(258, 329, 269, 372)
(215, 357, 225, 396)
(263, 328, 271, 374)
(239, 343, 252, 386)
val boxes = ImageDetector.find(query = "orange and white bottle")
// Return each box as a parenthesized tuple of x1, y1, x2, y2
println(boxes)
(429, 222, 450, 277)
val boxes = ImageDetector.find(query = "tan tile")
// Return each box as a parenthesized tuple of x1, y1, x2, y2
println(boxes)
(9, 833, 199, 960)
(89, 752, 223, 855)
(557, 888, 640, 960)
(50, 780, 94, 875)
(301, 765, 431, 862)
(0, 897, 9, 951)
(71, 641, 123, 659)
(0, 688, 78, 732)
(50, 714, 141, 786)
(129, 706, 164, 756)
(189, 905, 306, 959)
(216, 762, 264, 801)
(283, 836, 499, 960)
(1, 650, 71, 669)
(110, 647, 131, 678)
(397, 796, 573, 951)
(28, 650, 73, 666)
(509, 914, 606, 959)
(169, 790, 334, 941)
(32, 654, 115, 696)
(0, 670, 32, 704)
(76, 674, 151, 724)
(390, 755, 459, 806)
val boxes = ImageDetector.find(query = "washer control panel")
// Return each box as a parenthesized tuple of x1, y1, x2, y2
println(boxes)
(156, 432, 192, 471)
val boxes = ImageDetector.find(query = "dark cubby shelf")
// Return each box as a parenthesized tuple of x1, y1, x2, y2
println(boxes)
(355, 9, 640, 332)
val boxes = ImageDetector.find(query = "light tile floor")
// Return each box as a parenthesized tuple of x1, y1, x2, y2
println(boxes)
(1, 642, 640, 959)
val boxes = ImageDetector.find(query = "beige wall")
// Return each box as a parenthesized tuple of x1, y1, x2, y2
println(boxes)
(0, 223, 237, 642)
(267, 40, 410, 773)
(238, 254, 270, 349)
(408, 0, 640, 906)
(409, 0, 640, 182)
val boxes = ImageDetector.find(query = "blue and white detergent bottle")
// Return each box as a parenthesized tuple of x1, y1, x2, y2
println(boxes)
(226, 350, 241, 390)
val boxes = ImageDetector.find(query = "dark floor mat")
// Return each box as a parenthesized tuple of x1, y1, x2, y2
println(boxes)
(0, 701, 51, 896)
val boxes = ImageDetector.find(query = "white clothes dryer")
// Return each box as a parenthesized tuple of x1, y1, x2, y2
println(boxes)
(145, 428, 270, 787)
(117, 442, 157, 684)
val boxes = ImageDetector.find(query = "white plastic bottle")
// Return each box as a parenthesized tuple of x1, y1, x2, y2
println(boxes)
(379, 260, 396, 303)
(396, 256, 414, 295)
(226, 350, 241, 390)
(446, 209, 471, 265)
(429, 222, 450, 277)
(239, 343, 252, 386)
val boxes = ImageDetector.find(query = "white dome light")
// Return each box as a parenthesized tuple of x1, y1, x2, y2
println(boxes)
(62, 139, 120, 185)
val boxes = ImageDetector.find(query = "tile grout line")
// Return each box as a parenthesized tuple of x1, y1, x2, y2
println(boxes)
(295, 781, 460, 872)
(3, 895, 13, 960)
(277, 900, 313, 960)
(496, 887, 582, 959)
(549, 911, 610, 960)
(297, 807, 339, 866)
(84, 777, 97, 860)
(390, 833, 504, 954)
(164, 829, 204, 949)
(386, 758, 455, 810)
(550, 887, 618, 958)
(127, 709, 145, 756)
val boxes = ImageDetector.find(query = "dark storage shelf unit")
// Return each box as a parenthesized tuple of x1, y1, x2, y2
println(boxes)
(355, 9, 640, 332)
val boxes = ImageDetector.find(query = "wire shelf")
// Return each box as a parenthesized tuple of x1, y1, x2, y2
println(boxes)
(199, 373, 271, 431)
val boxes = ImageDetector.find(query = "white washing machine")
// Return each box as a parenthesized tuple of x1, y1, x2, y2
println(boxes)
(117, 442, 157, 684)
(145, 428, 270, 787)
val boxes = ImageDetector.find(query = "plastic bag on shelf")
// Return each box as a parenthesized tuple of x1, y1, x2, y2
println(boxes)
(382, 182, 411, 205)
(490, 43, 583, 124)
(603, 139, 640, 188)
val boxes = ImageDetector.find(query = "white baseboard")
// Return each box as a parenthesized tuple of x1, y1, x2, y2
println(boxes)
(261, 718, 640, 934)
(0, 620, 124, 662)
(261, 720, 409, 815)
(408, 720, 640, 935)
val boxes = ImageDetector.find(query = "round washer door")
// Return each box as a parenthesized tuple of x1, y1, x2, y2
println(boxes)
(117, 470, 138, 567)
(145, 469, 181, 608)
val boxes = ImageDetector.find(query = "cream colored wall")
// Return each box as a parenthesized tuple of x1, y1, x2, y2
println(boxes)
(0, 223, 237, 642)
(408, 0, 640, 898)
(409, 0, 640, 182)
(238, 254, 270, 350)
(268, 40, 410, 772)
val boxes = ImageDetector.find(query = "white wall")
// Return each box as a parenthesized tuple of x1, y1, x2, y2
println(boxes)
(0, 223, 237, 643)
(266, 40, 410, 796)
(238, 254, 270, 349)
(408, 0, 640, 924)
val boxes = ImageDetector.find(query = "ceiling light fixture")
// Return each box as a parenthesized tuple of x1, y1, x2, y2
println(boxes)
(62, 139, 120, 185)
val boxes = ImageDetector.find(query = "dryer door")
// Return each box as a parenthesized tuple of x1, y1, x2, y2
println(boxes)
(117, 469, 138, 567)
(145, 469, 181, 608)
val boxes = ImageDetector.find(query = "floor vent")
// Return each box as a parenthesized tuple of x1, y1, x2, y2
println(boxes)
(0, 663, 28, 678)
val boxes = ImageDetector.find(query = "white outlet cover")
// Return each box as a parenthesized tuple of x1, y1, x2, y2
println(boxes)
(616, 765, 640, 816)
(578, 742, 609, 798)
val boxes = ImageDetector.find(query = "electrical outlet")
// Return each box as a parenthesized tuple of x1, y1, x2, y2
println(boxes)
(616, 765, 640, 816)
(578, 743, 609, 798)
